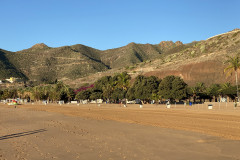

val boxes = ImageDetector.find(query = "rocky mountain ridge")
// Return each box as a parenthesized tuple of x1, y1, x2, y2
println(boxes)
(0, 40, 183, 83)
(0, 29, 240, 87)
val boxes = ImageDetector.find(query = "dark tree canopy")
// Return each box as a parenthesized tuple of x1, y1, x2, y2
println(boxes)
(111, 88, 126, 101)
(1, 72, 239, 103)
(159, 75, 187, 101)
(127, 75, 161, 101)
(90, 72, 131, 101)
(89, 91, 102, 100)
(75, 90, 91, 100)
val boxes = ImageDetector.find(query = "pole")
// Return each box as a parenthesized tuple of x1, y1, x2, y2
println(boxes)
(235, 71, 239, 103)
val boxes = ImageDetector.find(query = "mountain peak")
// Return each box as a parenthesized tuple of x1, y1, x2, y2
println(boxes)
(158, 41, 174, 46)
(232, 28, 240, 31)
(175, 41, 183, 46)
(31, 43, 49, 49)
(127, 42, 137, 46)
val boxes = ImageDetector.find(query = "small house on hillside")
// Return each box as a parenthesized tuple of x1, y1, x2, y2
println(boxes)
(5, 77, 16, 83)
(5, 77, 22, 83)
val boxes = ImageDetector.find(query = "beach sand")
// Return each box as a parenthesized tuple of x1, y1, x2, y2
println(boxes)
(0, 103, 240, 160)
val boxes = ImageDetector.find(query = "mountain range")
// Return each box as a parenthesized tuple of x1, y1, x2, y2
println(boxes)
(0, 29, 240, 88)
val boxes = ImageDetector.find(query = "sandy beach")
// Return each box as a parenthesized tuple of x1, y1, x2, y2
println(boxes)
(1, 103, 240, 160)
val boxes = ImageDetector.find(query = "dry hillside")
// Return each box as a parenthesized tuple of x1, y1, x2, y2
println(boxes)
(0, 29, 240, 88)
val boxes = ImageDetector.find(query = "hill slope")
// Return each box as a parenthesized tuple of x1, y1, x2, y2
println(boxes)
(1, 29, 240, 87)
(0, 49, 27, 80)
(6, 44, 109, 83)
(100, 42, 163, 68)
(2, 41, 181, 83)
(64, 29, 240, 87)
(143, 29, 240, 85)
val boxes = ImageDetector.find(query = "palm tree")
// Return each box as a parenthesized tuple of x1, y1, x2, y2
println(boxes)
(218, 82, 232, 102)
(196, 82, 206, 92)
(190, 82, 206, 103)
(23, 87, 32, 102)
(52, 81, 73, 102)
(31, 86, 40, 101)
(224, 55, 240, 102)
(17, 88, 24, 99)
(115, 72, 131, 105)
(103, 83, 114, 101)
(116, 72, 131, 91)
(190, 87, 197, 103)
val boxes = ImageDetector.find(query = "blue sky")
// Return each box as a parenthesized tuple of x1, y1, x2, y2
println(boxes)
(0, 0, 239, 51)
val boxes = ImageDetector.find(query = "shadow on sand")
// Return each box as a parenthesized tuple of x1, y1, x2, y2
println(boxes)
(0, 129, 47, 140)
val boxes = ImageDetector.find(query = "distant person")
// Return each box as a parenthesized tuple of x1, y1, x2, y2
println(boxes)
(139, 100, 143, 108)
(166, 100, 170, 105)
(166, 100, 171, 108)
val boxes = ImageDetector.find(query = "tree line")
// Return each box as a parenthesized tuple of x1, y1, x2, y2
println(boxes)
(0, 72, 238, 103)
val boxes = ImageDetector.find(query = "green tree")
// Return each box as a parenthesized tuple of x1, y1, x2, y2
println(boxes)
(102, 83, 114, 101)
(1, 89, 18, 99)
(188, 82, 208, 103)
(172, 77, 188, 100)
(219, 83, 236, 101)
(89, 91, 102, 100)
(53, 81, 74, 102)
(188, 87, 197, 102)
(17, 88, 25, 99)
(92, 72, 131, 102)
(75, 90, 91, 100)
(206, 84, 221, 102)
(195, 82, 206, 93)
(111, 88, 125, 102)
(224, 55, 240, 101)
(127, 75, 160, 102)
(126, 87, 135, 100)
(31, 86, 41, 101)
(2, 89, 10, 99)
(94, 76, 112, 90)
(0, 90, 3, 100)
(195, 82, 207, 102)
(158, 76, 187, 101)
(114, 72, 131, 91)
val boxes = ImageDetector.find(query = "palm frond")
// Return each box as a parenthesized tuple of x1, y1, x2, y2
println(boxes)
(224, 55, 240, 77)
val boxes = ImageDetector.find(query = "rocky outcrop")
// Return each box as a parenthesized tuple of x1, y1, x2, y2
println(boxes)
(158, 41, 174, 48)
(158, 41, 183, 52)
(175, 41, 183, 46)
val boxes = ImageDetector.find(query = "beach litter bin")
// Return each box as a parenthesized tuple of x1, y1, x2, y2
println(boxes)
(208, 104, 213, 109)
